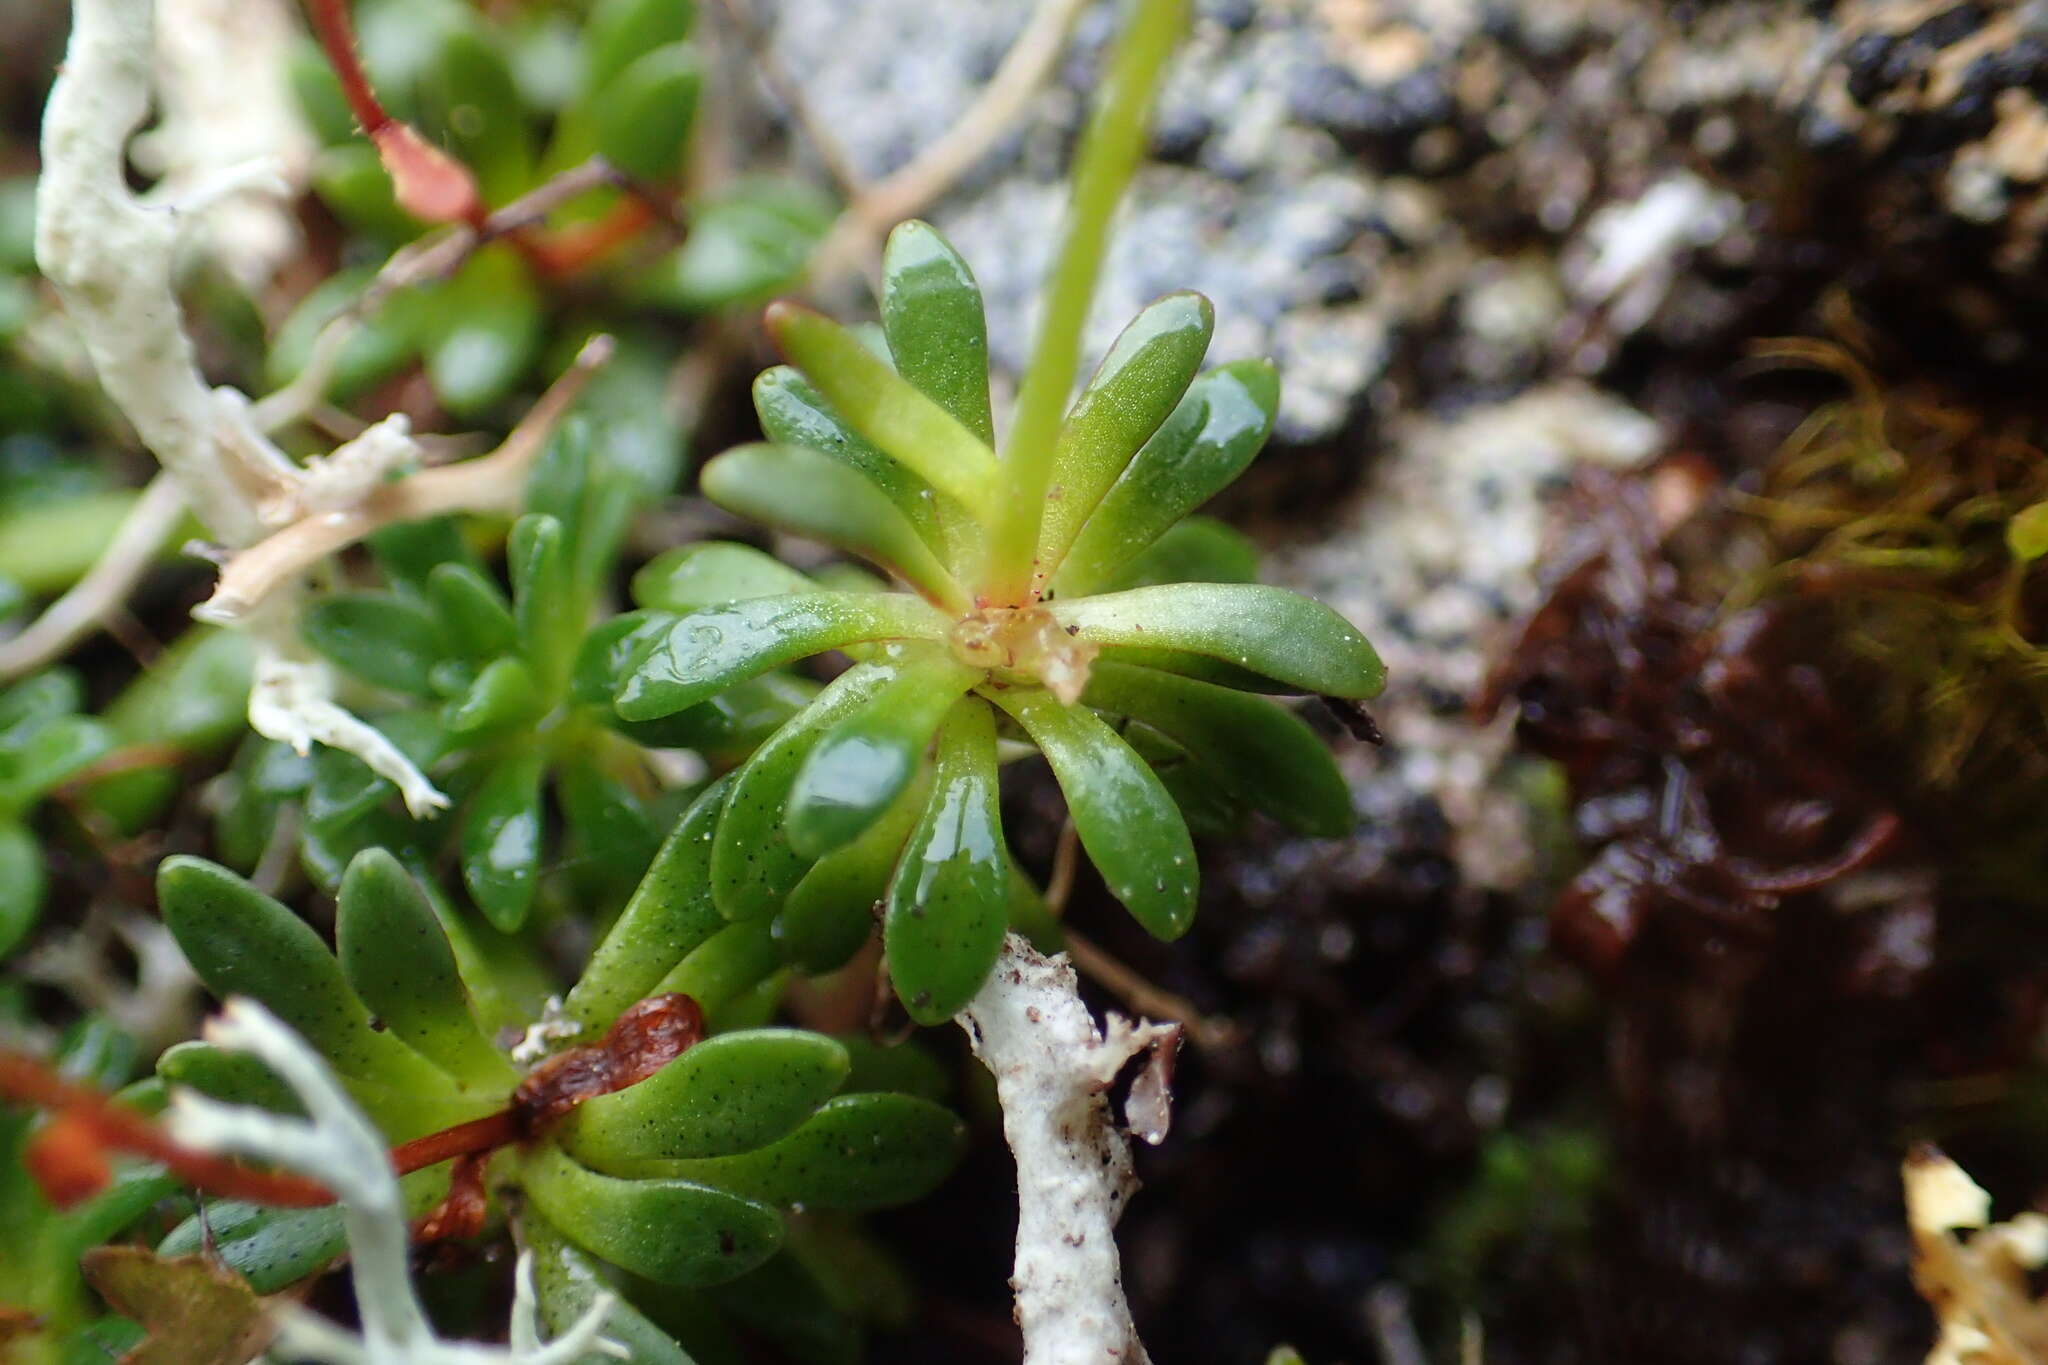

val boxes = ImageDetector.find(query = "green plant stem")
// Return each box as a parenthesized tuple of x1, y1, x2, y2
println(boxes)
(981, 0, 1188, 606)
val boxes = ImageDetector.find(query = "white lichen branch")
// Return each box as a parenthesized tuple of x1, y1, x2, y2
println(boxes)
(167, 999, 626, 1365)
(956, 935, 1182, 1365)
(32, 0, 601, 810)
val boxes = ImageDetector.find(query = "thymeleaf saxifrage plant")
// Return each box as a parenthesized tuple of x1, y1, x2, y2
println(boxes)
(606, 3, 1385, 1023)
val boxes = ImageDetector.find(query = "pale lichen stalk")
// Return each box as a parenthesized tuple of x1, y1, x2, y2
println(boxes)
(955, 935, 1180, 1365)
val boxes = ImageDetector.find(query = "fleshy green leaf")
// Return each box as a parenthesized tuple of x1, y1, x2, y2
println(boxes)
(461, 752, 546, 932)
(710, 664, 899, 920)
(427, 563, 520, 659)
(1051, 583, 1385, 699)
(881, 221, 994, 445)
(653, 918, 782, 1021)
(425, 22, 531, 201)
(156, 1042, 302, 1115)
(583, 0, 696, 101)
(650, 1094, 963, 1212)
(560, 1030, 849, 1169)
(511, 513, 579, 690)
(520, 1146, 783, 1287)
(157, 857, 448, 1087)
(523, 1208, 701, 1365)
(158, 1173, 444, 1293)
(785, 653, 976, 859)
(424, 247, 544, 418)
(1083, 661, 1352, 837)
(567, 775, 732, 1033)
(615, 592, 943, 721)
(302, 593, 447, 698)
(642, 180, 832, 311)
(1033, 292, 1214, 588)
(765, 303, 1000, 524)
(632, 542, 813, 613)
(1098, 515, 1258, 591)
(754, 366, 953, 563)
(2, 713, 113, 807)
(884, 697, 1008, 1023)
(989, 688, 1197, 940)
(0, 669, 83, 739)
(337, 849, 512, 1087)
(558, 752, 661, 897)
(0, 819, 44, 957)
(595, 43, 699, 180)
(1053, 359, 1277, 594)
(699, 444, 964, 608)
(775, 770, 927, 975)
(442, 655, 544, 738)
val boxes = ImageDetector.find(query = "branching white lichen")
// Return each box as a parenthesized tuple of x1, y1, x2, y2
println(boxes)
(956, 935, 1182, 1365)
(31, 0, 601, 812)
(167, 999, 624, 1365)
(131, 0, 314, 289)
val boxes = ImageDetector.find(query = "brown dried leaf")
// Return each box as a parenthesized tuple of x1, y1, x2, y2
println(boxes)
(80, 1246, 276, 1365)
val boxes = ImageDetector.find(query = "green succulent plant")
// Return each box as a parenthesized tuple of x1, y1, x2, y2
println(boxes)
(598, 0, 1383, 1025)
(278, 0, 829, 420)
(152, 849, 962, 1328)
(253, 425, 812, 929)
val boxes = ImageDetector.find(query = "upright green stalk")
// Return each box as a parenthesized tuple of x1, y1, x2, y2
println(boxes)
(981, 0, 1189, 606)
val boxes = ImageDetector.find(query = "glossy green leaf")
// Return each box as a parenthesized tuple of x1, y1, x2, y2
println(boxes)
(155, 1042, 302, 1115)
(0, 669, 82, 740)
(0, 712, 109, 816)
(775, 768, 928, 975)
(427, 563, 519, 659)
(567, 775, 732, 1033)
(511, 513, 579, 687)
(881, 221, 994, 445)
(754, 366, 952, 562)
(572, 610, 675, 707)
(596, 43, 699, 180)
(1052, 583, 1385, 699)
(157, 857, 448, 1087)
(632, 542, 812, 613)
(765, 303, 1000, 523)
(461, 751, 546, 932)
(1083, 661, 1351, 836)
(642, 179, 833, 311)
(700, 444, 963, 607)
(1053, 360, 1276, 594)
(990, 688, 1197, 939)
(309, 144, 416, 243)
(617, 673, 823, 760)
(654, 918, 782, 1021)
(652, 1094, 963, 1212)
(102, 629, 250, 753)
(584, 0, 696, 96)
(615, 592, 943, 721)
(263, 266, 418, 405)
(561, 1030, 849, 1169)
(523, 1209, 700, 1365)
(0, 820, 43, 957)
(425, 22, 531, 200)
(1099, 515, 1258, 591)
(442, 655, 544, 738)
(710, 663, 897, 919)
(787, 653, 975, 859)
(368, 517, 482, 596)
(425, 247, 543, 418)
(338, 849, 511, 1087)
(1034, 292, 1214, 585)
(558, 751, 660, 896)
(520, 1146, 783, 1287)
(884, 698, 1008, 1023)
(710, 1252, 861, 1365)
(158, 1173, 444, 1294)
(302, 593, 447, 698)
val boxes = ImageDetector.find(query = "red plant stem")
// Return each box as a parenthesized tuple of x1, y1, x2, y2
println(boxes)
(0, 1052, 333, 1209)
(303, 0, 390, 136)
(388, 1110, 520, 1176)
